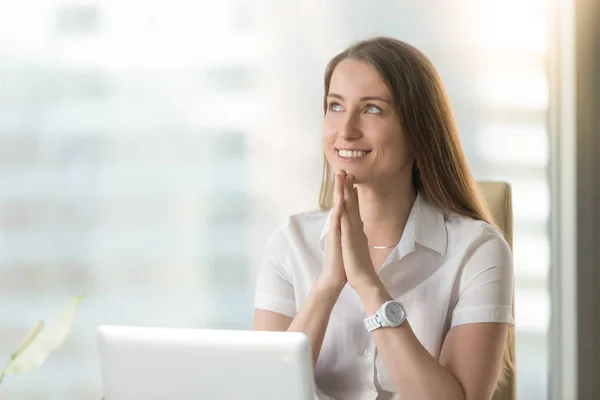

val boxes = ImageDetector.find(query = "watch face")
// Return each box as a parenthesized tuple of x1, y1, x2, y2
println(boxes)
(385, 302, 405, 325)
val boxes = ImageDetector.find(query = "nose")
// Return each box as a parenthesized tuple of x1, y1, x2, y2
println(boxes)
(338, 112, 362, 141)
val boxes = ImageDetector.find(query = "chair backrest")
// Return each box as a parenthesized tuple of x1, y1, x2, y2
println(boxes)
(477, 181, 515, 400)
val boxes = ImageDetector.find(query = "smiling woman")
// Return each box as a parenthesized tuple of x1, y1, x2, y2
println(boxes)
(254, 37, 514, 400)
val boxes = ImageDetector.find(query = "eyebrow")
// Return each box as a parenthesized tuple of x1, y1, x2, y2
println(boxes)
(327, 93, 393, 104)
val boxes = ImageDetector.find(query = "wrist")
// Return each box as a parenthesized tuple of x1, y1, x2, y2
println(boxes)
(314, 276, 346, 292)
(356, 280, 392, 315)
(349, 273, 381, 294)
(346, 263, 380, 293)
(314, 280, 346, 299)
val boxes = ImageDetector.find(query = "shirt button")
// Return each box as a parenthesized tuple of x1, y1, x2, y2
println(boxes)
(364, 349, 371, 357)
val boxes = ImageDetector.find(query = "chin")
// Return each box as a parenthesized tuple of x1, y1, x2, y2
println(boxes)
(348, 171, 366, 184)
(330, 165, 367, 183)
(352, 174, 371, 184)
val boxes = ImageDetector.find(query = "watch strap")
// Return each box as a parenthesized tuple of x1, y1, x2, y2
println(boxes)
(364, 313, 383, 332)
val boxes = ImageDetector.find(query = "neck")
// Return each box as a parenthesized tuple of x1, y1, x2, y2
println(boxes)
(356, 174, 417, 247)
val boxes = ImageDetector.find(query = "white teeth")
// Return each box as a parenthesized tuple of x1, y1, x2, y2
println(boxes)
(338, 149, 368, 158)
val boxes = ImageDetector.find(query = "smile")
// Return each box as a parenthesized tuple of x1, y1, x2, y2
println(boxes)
(336, 149, 372, 159)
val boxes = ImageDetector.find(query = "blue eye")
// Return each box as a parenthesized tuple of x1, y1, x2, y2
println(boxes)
(329, 103, 343, 112)
(366, 105, 381, 114)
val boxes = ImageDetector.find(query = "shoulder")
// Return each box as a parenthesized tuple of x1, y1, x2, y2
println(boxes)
(287, 209, 330, 232)
(445, 213, 511, 261)
(265, 209, 329, 253)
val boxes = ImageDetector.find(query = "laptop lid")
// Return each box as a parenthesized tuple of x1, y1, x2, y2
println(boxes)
(97, 325, 315, 400)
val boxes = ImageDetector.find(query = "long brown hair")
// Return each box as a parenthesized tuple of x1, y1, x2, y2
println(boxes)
(319, 37, 514, 390)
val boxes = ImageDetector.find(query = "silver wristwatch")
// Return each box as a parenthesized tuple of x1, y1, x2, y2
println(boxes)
(364, 300, 407, 332)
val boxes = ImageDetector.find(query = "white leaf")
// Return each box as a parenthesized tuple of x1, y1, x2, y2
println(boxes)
(0, 320, 44, 384)
(3, 295, 84, 375)
(13, 320, 45, 356)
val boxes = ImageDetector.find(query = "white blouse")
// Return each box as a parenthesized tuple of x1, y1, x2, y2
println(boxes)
(254, 193, 514, 400)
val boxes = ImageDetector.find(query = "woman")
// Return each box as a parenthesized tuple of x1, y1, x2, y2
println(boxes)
(253, 37, 514, 400)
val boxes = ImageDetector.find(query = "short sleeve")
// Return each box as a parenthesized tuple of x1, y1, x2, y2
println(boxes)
(451, 227, 514, 327)
(254, 231, 297, 318)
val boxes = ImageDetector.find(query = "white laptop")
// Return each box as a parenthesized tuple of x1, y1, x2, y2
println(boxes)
(97, 325, 315, 400)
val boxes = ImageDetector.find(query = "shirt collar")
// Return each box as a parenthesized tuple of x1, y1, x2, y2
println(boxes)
(318, 192, 447, 257)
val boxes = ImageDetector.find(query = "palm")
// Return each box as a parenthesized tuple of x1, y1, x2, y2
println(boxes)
(317, 171, 347, 289)
(339, 174, 377, 290)
(341, 216, 370, 274)
(324, 230, 345, 284)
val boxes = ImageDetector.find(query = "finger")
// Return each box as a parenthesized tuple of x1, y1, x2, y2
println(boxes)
(353, 187, 362, 219)
(330, 172, 344, 235)
(353, 187, 364, 230)
(340, 209, 352, 244)
(333, 171, 345, 217)
(343, 174, 358, 215)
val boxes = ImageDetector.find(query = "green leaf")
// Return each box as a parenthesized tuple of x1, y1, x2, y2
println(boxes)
(2, 295, 84, 376)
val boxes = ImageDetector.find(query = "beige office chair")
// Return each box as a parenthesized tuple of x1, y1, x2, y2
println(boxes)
(477, 181, 515, 400)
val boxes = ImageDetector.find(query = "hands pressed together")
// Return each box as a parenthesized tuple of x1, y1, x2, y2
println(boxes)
(317, 170, 382, 294)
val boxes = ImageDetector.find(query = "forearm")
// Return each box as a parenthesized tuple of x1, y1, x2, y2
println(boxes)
(288, 284, 343, 367)
(359, 283, 465, 400)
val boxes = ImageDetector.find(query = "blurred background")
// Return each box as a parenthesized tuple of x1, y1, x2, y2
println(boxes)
(0, 0, 576, 399)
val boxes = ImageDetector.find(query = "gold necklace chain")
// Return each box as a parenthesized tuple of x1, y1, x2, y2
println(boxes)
(368, 244, 396, 249)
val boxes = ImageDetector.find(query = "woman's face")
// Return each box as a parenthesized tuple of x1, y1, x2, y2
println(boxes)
(323, 59, 412, 184)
